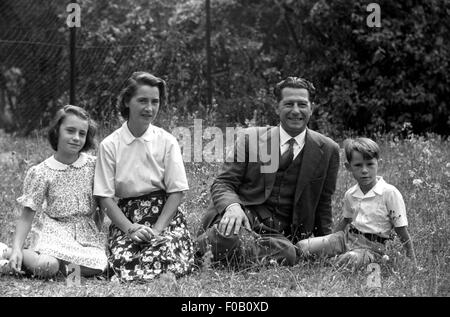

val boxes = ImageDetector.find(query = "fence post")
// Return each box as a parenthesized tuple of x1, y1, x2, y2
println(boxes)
(68, 0, 78, 105)
(205, 0, 213, 107)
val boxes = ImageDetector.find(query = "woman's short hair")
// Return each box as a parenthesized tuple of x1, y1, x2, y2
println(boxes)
(117, 71, 167, 119)
(273, 76, 316, 102)
(47, 105, 97, 152)
(344, 137, 380, 162)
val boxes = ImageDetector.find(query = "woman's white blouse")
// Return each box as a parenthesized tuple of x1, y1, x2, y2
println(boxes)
(94, 122, 189, 198)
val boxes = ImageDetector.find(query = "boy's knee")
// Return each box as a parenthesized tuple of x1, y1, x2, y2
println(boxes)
(295, 239, 311, 257)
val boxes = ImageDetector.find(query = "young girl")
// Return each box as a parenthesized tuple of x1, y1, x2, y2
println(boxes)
(94, 71, 195, 282)
(0, 105, 108, 278)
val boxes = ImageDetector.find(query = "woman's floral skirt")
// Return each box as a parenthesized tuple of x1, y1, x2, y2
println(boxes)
(108, 190, 195, 282)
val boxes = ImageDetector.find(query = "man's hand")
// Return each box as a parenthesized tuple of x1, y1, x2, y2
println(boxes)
(218, 204, 251, 236)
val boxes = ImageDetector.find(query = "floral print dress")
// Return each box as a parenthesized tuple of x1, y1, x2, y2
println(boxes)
(16, 153, 108, 271)
(108, 191, 195, 282)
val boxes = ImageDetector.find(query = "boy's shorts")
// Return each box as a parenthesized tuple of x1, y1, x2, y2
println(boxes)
(297, 228, 386, 265)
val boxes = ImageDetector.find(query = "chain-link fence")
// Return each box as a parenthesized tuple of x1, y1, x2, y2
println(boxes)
(0, 0, 191, 135)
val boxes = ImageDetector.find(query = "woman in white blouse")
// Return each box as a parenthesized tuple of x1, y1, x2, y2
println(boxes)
(94, 72, 194, 282)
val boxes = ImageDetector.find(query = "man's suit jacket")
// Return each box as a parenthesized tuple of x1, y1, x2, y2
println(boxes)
(200, 126, 340, 238)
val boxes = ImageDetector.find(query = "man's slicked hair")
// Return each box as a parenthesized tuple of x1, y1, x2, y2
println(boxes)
(273, 76, 316, 102)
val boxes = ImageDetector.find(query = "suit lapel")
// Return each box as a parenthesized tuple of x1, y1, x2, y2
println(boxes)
(263, 126, 279, 199)
(294, 129, 323, 204)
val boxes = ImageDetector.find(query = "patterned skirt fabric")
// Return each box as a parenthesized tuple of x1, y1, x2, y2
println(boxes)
(108, 191, 195, 282)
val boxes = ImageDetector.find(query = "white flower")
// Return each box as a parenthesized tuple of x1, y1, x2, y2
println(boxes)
(412, 179, 423, 186)
(122, 251, 133, 262)
(135, 269, 144, 276)
(143, 273, 155, 280)
(422, 148, 432, 157)
(152, 206, 159, 214)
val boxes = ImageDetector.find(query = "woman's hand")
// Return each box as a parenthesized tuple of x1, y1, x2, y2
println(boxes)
(8, 248, 25, 274)
(127, 224, 154, 243)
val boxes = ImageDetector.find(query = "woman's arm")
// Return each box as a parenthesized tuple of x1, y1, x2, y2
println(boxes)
(98, 197, 152, 243)
(152, 191, 184, 235)
(9, 207, 35, 272)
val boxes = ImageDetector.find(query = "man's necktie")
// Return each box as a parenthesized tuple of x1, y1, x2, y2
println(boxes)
(279, 138, 295, 171)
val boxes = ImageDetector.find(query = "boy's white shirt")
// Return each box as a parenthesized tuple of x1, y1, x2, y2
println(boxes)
(342, 176, 408, 238)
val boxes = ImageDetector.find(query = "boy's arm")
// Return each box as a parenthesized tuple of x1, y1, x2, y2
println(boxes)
(394, 226, 417, 266)
(334, 217, 352, 233)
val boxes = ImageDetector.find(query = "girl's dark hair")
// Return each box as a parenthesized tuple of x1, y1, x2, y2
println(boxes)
(344, 137, 380, 162)
(47, 105, 97, 152)
(273, 76, 316, 102)
(117, 71, 167, 119)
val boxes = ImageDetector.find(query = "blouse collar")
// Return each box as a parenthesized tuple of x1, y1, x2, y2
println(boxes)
(121, 122, 155, 145)
(44, 152, 88, 171)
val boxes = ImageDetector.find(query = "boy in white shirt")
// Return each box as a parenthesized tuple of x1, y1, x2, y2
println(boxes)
(296, 137, 417, 269)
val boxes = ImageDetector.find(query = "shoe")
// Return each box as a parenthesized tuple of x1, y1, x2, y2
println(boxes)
(0, 242, 8, 260)
(0, 259, 11, 274)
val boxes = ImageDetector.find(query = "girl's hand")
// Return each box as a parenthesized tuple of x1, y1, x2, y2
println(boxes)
(8, 248, 25, 274)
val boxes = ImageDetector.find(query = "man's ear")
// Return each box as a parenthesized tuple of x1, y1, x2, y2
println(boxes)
(274, 103, 280, 115)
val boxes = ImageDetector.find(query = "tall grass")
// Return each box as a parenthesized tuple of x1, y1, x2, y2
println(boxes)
(0, 129, 448, 297)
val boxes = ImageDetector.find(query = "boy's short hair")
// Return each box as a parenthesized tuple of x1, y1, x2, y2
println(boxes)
(344, 137, 380, 162)
(48, 105, 97, 152)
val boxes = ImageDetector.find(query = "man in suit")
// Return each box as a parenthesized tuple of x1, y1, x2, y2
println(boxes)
(196, 77, 340, 266)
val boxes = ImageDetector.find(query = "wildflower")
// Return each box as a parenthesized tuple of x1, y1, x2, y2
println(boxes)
(412, 179, 423, 186)
(422, 148, 432, 157)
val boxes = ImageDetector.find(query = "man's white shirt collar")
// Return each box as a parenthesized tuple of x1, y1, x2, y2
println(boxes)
(279, 126, 306, 147)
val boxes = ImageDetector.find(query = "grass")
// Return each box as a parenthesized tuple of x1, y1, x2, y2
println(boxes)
(0, 128, 449, 297)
